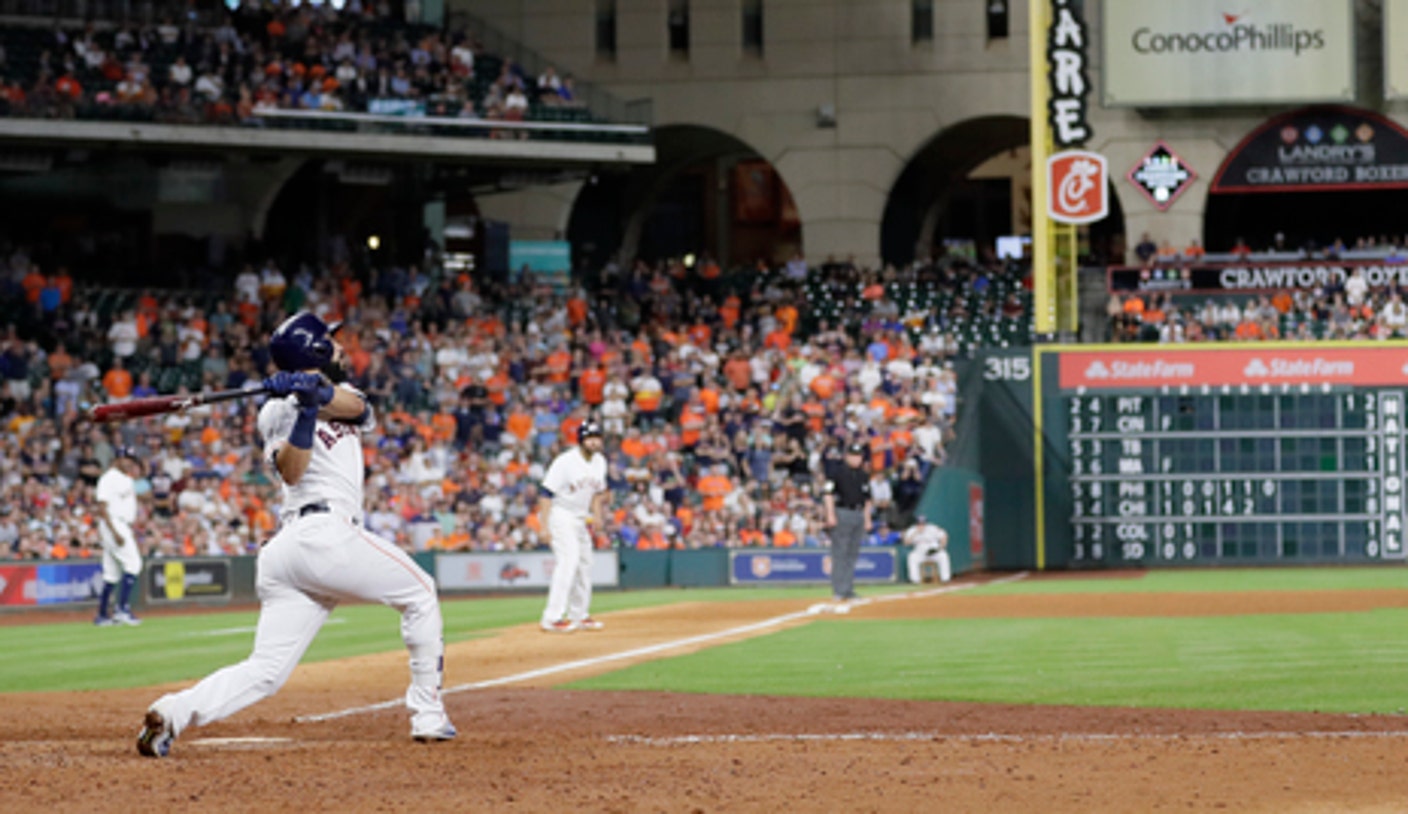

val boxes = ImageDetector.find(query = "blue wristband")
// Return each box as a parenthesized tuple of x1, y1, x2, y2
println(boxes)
(289, 406, 318, 450)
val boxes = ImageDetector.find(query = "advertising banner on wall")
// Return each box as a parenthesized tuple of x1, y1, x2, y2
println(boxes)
(1212, 108, 1408, 193)
(146, 559, 232, 602)
(435, 550, 620, 591)
(1058, 346, 1408, 391)
(0, 563, 104, 607)
(1101, 0, 1355, 107)
(728, 548, 898, 585)
(1108, 260, 1408, 294)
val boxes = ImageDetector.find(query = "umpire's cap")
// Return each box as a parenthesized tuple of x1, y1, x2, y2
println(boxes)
(269, 312, 343, 372)
(578, 421, 604, 442)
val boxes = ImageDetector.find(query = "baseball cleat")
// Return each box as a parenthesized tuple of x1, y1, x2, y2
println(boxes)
(114, 611, 142, 626)
(540, 619, 578, 633)
(411, 720, 457, 743)
(136, 709, 173, 758)
(94, 615, 116, 627)
(577, 617, 604, 631)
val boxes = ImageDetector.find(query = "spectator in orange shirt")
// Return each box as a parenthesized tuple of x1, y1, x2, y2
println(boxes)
(579, 364, 606, 406)
(505, 404, 534, 446)
(21, 265, 44, 303)
(697, 465, 733, 514)
(102, 358, 134, 399)
(723, 351, 752, 391)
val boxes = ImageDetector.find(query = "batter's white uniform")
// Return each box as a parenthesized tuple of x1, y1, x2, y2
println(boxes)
(540, 446, 607, 627)
(148, 385, 452, 739)
(95, 466, 142, 581)
(905, 522, 951, 583)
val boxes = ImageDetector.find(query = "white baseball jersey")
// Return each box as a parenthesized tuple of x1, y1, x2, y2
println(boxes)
(904, 523, 948, 555)
(541, 447, 607, 517)
(257, 384, 375, 519)
(95, 467, 138, 527)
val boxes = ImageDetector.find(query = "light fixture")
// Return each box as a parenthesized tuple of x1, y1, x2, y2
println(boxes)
(367, 235, 381, 250)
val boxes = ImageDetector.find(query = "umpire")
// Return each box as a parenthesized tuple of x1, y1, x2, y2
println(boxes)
(823, 442, 872, 602)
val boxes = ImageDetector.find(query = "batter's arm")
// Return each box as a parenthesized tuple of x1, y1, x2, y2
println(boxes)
(319, 386, 368, 423)
(274, 442, 313, 485)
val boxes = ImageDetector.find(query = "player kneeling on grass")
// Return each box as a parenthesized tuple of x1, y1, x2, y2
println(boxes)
(538, 421, 609, 633)
(137, 312, 455, 758)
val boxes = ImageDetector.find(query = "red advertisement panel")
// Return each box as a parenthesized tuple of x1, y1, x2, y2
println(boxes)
(0, 565, 37, 607)
(968, 483, 985, 558)
(1059, 346, 1408, 390)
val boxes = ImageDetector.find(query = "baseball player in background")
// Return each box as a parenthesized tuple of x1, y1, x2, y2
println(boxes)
(904, 513, 951, 584)
(137, 312, 455, 758)
(538, 421, 609, 633)
(93, 448, 145, 626)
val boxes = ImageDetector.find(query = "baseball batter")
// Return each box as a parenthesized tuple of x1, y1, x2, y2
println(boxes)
(137, 312, 454, 758)
(538, 421, 609, 633)
(904, 514, 951, 584)
(93, 449, 144, 626)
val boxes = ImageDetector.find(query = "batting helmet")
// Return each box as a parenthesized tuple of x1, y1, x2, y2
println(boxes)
(578, 421, 603, 441)
(269, 312, 343, 372)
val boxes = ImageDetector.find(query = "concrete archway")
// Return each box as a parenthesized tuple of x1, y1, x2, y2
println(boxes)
(567, 124, 800, 271)
(881, 116, 1031, 267)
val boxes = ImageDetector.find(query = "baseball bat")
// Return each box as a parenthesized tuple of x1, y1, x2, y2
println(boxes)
(89, 385, 270, 424)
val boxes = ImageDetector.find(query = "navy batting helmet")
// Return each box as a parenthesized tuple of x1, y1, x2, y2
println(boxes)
(578, 421, 603, 441)
(269, 312, 343, 372)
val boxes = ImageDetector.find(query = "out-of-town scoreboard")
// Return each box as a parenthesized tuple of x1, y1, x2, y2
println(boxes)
(1019, 344, 1408, 568)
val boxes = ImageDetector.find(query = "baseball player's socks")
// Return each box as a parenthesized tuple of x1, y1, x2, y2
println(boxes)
(117, 573, 137, 615)
(136, 709, 174, 758)
(97, 581, 115, 620)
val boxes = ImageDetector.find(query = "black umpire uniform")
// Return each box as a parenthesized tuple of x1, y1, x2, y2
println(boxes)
(824, 442, 872, 601)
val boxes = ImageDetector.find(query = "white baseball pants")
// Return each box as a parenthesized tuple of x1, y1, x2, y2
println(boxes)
(542, 508, 594, 626)
(97, 521, 142, 582)
(151, 513, 449, 736)
(907, 547, 952, 584)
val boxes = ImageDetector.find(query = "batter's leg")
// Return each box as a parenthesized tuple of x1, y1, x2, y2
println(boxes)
(330, 522, 451, 736)
(152, 585, 331, 737)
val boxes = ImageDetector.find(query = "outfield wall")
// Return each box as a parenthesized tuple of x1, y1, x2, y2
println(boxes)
(0, 534, 985, 614)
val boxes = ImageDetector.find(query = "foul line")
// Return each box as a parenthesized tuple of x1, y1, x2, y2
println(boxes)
(606, 730, 1408, 746)
(296, 573, 1029, 724)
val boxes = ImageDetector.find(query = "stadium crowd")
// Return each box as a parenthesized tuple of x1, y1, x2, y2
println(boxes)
(0, 1, 589, 129)
(0, 246, 977, 562)
(1111, 234, 1408, 343)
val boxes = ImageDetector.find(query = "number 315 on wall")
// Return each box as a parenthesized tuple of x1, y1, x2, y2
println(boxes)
(984, 357, 1031, 381)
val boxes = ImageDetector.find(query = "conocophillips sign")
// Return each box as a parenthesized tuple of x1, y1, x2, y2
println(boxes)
(1101, 0, 1354, 107)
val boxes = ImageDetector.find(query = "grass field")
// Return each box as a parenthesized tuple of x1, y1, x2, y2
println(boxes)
(6, 569, 1408, 714)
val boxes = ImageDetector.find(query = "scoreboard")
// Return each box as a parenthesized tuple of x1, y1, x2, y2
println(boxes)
(1028, 344, 1408, 568)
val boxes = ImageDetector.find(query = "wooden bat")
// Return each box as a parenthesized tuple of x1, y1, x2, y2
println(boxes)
(89, 386, 270, 423)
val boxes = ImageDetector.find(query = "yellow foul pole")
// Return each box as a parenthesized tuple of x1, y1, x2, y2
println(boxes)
(1029, 0, 1055, 337)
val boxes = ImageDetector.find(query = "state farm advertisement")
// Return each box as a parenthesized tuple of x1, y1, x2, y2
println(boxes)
(1101, 0, 1354, 107)
(1059, 346, 1408, 390)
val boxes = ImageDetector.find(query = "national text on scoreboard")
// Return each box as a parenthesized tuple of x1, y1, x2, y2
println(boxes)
(1041, 344, 1408, 567)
